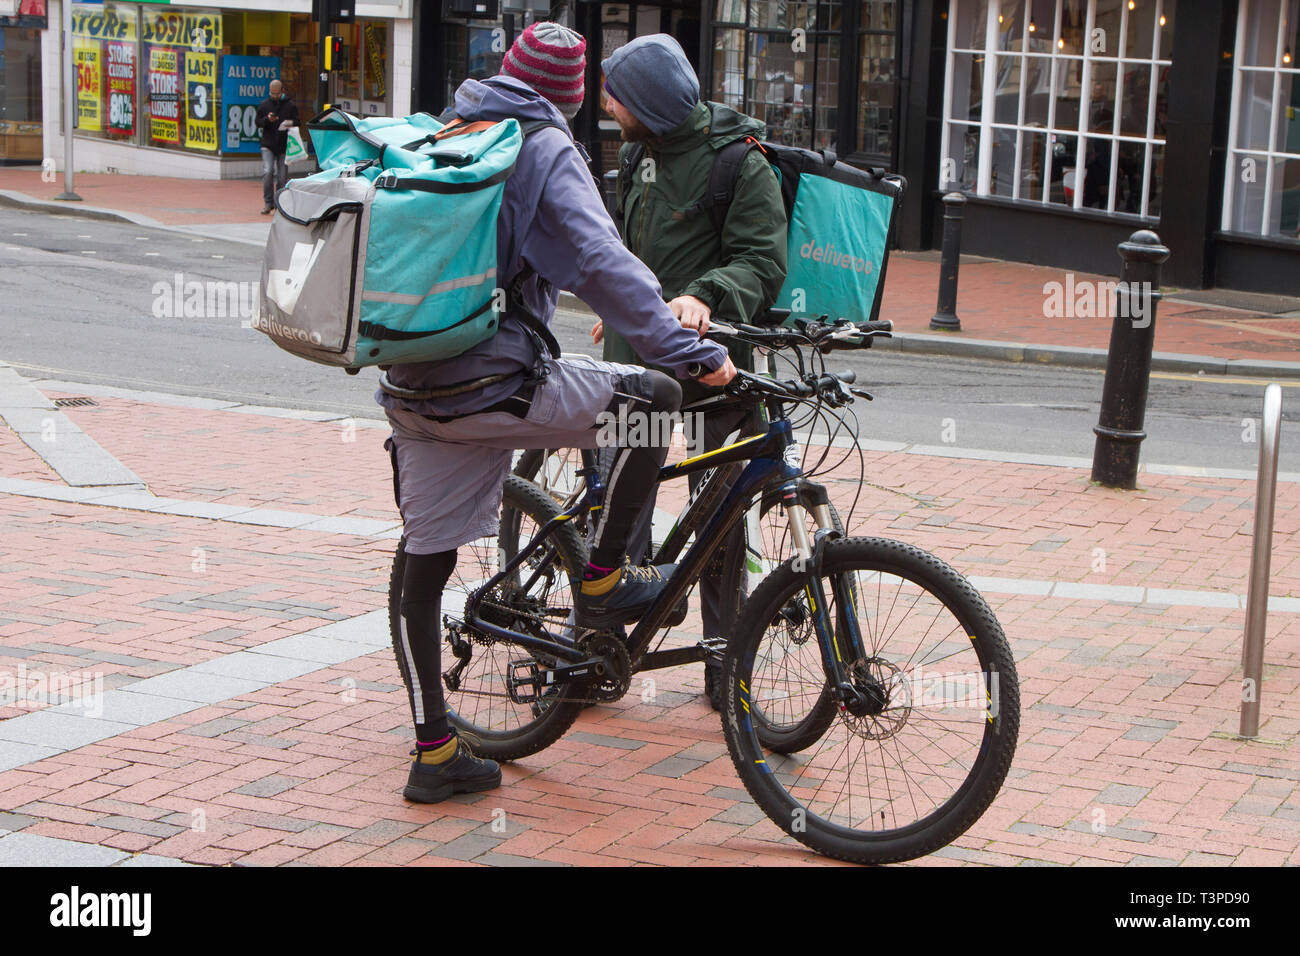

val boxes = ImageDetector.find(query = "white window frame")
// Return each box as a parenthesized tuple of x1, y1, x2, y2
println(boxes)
(1220, 0, 1300, 240)
(940, 0, 1173, 217)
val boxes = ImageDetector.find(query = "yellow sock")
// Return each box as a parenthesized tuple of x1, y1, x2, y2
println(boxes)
(580, 567, 622, 596)
(415, 737, 458, 765)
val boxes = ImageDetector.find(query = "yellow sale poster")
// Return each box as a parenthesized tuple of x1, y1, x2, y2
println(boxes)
(74, 39, 102, 132)
(184, 51, 217, 151)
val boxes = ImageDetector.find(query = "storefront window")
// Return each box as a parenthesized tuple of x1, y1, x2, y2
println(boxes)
(1221, 0, 1300, 242)
(710, 0, 842, 151)
(0, 4, 45, 163)
(941, 0, 1173, 216)
(71, 3, 139, 143)
(334, 19, 391, 114)
(858, 2, 898, 159)
(71, 3, 222, 154)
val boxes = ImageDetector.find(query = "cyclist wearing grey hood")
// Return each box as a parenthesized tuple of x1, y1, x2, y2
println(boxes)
(379, 23, 734, 804)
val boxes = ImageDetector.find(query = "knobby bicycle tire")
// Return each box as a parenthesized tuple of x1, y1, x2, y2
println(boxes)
(721, 537, 1020, 864)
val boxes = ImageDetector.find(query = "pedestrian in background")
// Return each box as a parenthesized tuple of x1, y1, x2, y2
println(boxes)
(256, 80, 299, 215)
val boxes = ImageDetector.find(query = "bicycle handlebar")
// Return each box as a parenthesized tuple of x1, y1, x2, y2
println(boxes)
(684, 316, 891, 380)
(681, 366, 858, 407)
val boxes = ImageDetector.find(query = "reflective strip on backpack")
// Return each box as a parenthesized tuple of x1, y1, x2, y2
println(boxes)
(361, 267, 498, 305)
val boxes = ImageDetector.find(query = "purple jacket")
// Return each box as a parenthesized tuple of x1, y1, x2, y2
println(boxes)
(377, 76, 726, 416)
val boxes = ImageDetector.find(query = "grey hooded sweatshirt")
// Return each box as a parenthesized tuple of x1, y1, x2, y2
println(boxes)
(377, 75, 726, 417)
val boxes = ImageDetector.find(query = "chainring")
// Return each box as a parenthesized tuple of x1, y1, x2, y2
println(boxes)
(575, 631, 632, 703)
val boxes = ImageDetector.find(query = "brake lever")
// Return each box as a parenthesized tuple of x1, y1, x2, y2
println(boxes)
(850, 387, 874, 401)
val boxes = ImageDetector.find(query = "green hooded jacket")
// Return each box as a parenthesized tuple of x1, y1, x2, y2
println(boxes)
(603, 100, 788, 402)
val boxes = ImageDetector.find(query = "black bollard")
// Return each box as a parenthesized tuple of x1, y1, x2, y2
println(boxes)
(1091, 230, 1170, 489)
(603, 168, 620, 221)
(930, 192, 966, 331)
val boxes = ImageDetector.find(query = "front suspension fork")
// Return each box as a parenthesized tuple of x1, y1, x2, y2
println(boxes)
(785, 486, 867, 699)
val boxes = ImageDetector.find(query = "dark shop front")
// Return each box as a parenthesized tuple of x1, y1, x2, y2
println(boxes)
(411, 0, 909, 177)
(410, 0, 1299, 295)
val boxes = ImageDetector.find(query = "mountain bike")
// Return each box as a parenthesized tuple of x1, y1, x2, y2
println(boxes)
(509, 335, 846, 709)
(388, 317, 1020, 864)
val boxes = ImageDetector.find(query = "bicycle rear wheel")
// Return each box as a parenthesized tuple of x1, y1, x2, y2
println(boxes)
(721, 537, 1019, 864)
(389, 476, 589, 761)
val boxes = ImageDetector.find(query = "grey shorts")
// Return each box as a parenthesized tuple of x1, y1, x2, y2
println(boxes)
(385, 354, 647, 555)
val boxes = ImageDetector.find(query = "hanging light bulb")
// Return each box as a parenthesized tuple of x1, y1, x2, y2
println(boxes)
(1128, 0, 1135, 9)
(1058, 36, 1065, 49)
(1029, 17, 1037, 32)
(998, 13, 1004, 23)
(1285, 48, 1293, 65)
(1159, 14, 1167, 26)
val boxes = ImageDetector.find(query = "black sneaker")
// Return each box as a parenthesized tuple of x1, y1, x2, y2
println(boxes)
(403, 735, 501, 803)
(575, 562, 683, 629)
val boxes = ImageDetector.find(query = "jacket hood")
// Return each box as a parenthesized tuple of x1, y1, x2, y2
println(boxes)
(453, 75, 574, 139)
(601, 34, 700, 136)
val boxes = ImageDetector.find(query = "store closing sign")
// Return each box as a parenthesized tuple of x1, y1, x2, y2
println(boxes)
(107, 41, 136, 135)
(221, 57, 281, 153)
(72, 8, 221, 51)
(185, 51, 217, 151)
(149, 47, 180, 145)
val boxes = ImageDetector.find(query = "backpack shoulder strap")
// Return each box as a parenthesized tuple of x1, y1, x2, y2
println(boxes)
(699, 136, 763, 234)
(615, 142, 647, 226)
(515, 117, 568, 139)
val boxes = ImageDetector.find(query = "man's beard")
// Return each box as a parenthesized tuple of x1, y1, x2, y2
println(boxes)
(618, 116, 653, 143)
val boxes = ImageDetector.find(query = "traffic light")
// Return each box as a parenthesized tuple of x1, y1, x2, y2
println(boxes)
(311, 0, 355, 24)
(323, 35, 345, 71)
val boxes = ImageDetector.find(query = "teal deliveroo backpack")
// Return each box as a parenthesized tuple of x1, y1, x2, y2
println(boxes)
(617, 129, 906, 325)
(256, 109, 562, 371)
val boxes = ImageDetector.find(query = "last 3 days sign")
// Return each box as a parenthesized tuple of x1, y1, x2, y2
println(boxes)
(185, 51, 217, 152)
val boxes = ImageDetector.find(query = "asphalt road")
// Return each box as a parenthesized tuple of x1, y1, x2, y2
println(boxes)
(2, 207, 1296, 473)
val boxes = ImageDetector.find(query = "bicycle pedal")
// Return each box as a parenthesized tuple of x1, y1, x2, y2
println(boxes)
(506, 658, 543, 705)
(699, 636, 726, 662)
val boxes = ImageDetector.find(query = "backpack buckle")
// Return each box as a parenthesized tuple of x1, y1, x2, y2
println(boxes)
(374, 170, 399, 189)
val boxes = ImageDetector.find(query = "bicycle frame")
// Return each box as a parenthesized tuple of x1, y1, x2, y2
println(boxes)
(463, 383, 875, 706)
(462, 417, 826, 667)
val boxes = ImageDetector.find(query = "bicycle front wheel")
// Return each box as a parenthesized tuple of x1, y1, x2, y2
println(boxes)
(721, 537, 1019, 864)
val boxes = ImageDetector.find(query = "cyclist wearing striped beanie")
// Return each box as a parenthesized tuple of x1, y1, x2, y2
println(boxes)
(499, 21, 586, 121)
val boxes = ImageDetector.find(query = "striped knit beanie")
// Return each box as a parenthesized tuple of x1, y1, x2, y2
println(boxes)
(500, 22, 587, 120)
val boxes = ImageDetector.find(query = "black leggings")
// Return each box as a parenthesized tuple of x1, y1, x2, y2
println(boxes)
(588, 369, 681, 570)
(393, 368, 681, 740)
(396, 548, 457, 742)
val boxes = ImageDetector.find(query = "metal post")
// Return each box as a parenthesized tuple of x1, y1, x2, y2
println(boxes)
(929, 192, 965, 331)
(317, 18, 330, 114)
(602, 168, 619, 220)
(1239, 384, 1282, 739)
(54, 0, 82, 202)
(1090, 230, 1170, 489)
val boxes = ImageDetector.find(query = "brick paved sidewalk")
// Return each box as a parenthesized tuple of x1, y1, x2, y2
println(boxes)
(3, 168, 1298, 364)
(1, 377, 1298, 866)
(880, 254, 1300, 364)
(0, 169, 270, 226)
